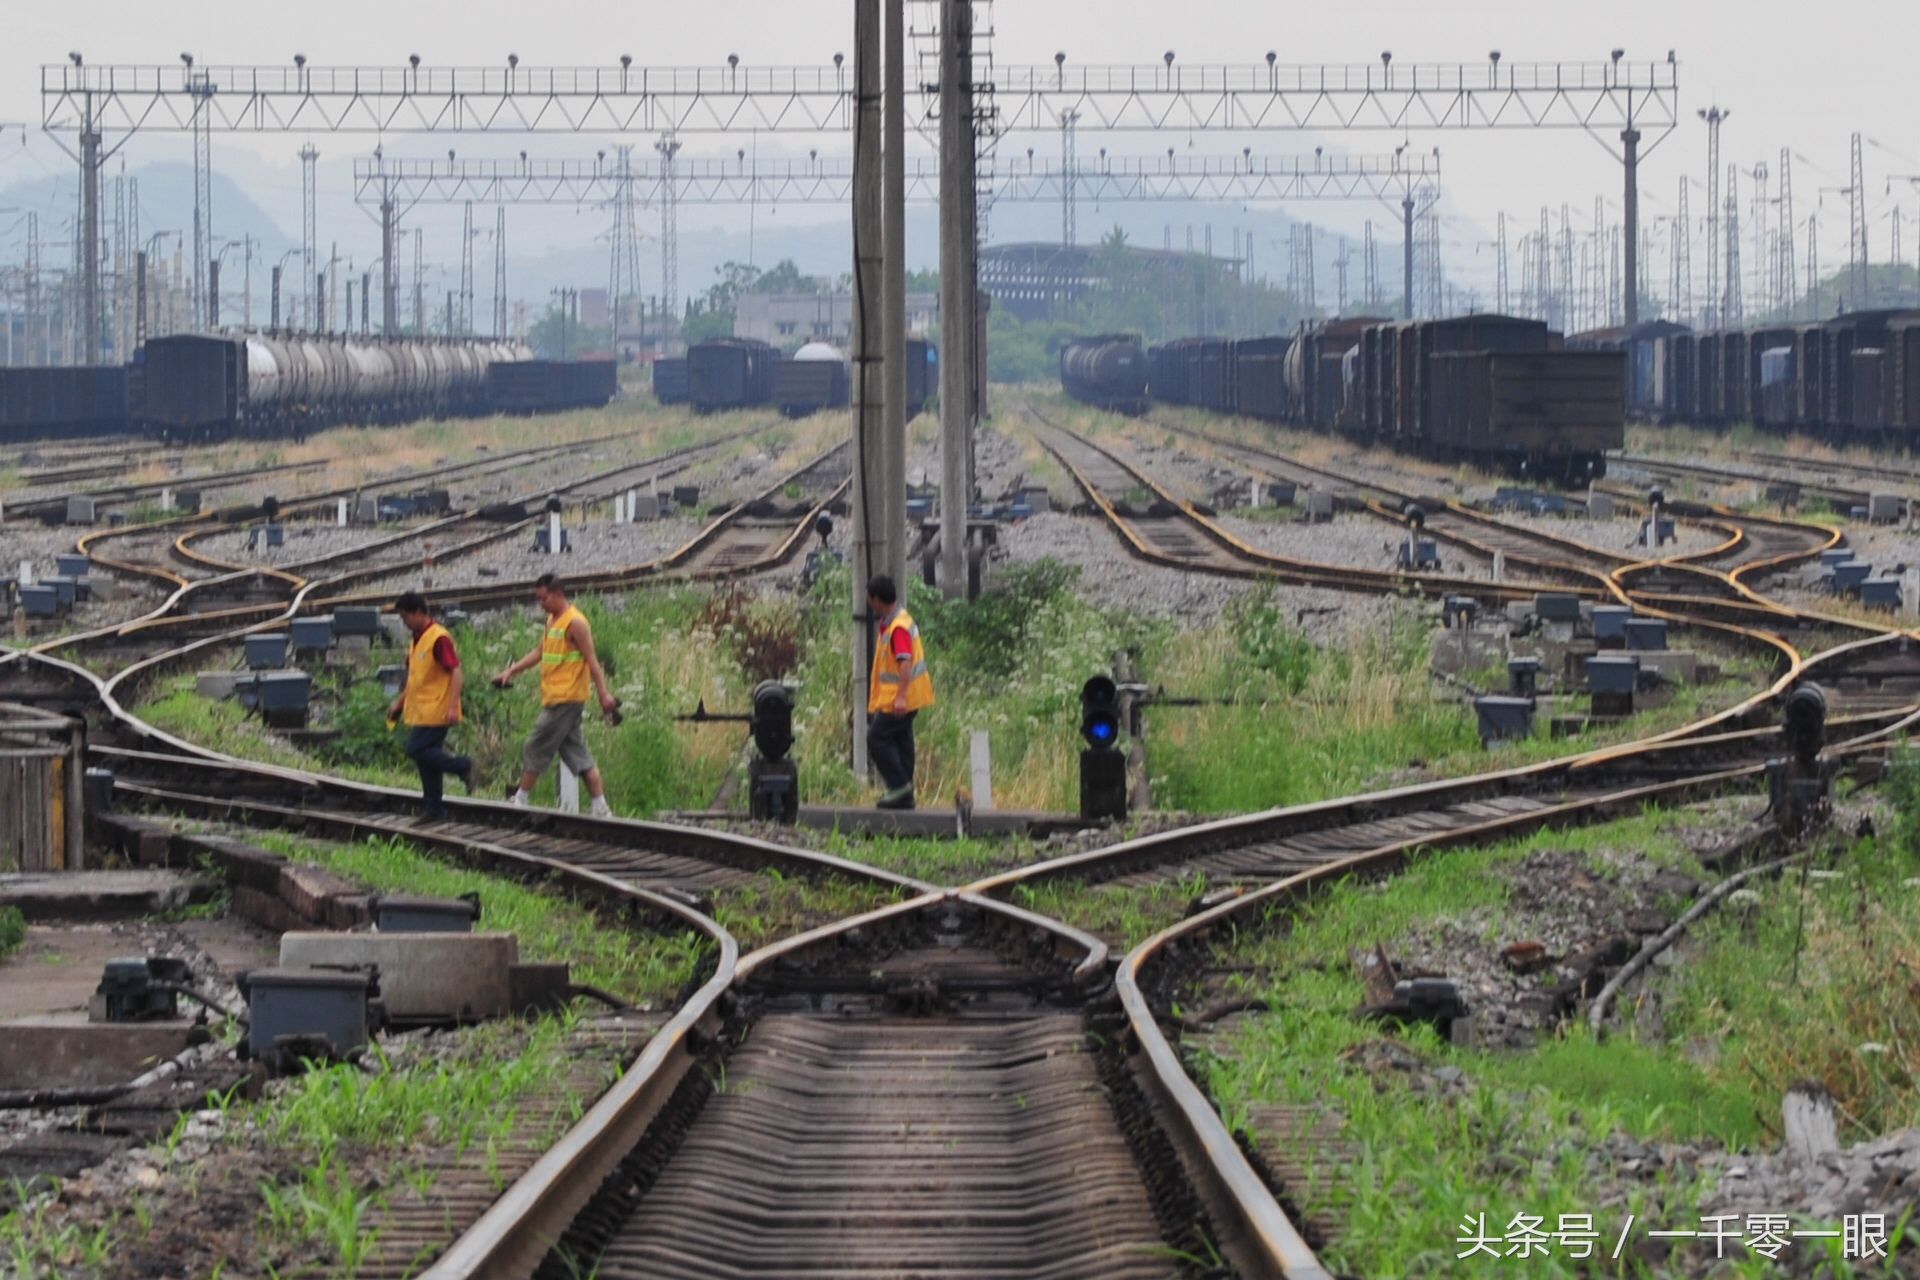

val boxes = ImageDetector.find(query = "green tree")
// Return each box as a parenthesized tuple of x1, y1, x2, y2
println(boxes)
(527, 304, 612, 358)
(749, 259, 822, 294)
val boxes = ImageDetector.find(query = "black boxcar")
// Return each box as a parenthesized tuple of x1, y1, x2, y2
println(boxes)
(1230, 336, 1292, 422)
(0, 366, 130, 443)
(1426, 349, 1622, 481)
(484, 359, 619, 414)
(653, 356, 689, 405)
(1889, 316, 1920, 439)
(774, 353, 852, 417)
(688, 338, 779, 412)
(905, 336, 938, 419)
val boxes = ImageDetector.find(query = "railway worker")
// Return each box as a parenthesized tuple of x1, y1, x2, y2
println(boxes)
(492, 573, 620, 818)
(865, 574, 935, 811)
(388, 591, 474, 822)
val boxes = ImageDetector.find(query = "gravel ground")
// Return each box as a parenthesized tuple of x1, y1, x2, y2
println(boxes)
(903, 424, 1035, 507)
(998, 510, 1402, 640)
(193, 521, 426, 569)
(357, 515, 707, 596)
(1495, 511, 1728, 559)
(1216, 512, 1425, 571)
(0, 522, 90, 567)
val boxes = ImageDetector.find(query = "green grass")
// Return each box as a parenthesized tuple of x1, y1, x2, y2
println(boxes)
(0, 906, 25, 961)
(1192, 792, 1920, 1277)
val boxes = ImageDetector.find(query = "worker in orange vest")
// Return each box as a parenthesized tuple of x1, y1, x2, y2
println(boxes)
(493, 573, 621, 817)
(865, 574, 934, 810)
(388, 591, 473, 821)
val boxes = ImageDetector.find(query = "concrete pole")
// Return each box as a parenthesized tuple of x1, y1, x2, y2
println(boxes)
(80, 108, 101, 365)
(1402, 196, 1415, 319)
(1621, 128, 1641, 327)
(381, 193, 398, 335)
(849, 0, 885, 779)
(882, 0, 908, 593)
(937, 0, 975, 599)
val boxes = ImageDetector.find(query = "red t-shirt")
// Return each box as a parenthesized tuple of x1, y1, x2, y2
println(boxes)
(889, 626, 914, 662)
(433, 635, 459, 671)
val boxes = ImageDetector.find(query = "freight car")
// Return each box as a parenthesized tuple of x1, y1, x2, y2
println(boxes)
(688, 338, 780, 413)
(483, 358, 619, 415)
(1058, 335, 1149, 413)
(139, 333, 530, 442)
(652, 356, 689, 405)
(904, 336, 937, 419)
(0, 365, 131, 443)
(1423, 349, 1621, 482)
(1145, 313, 1621, 484)
(774, 342, 851, 417)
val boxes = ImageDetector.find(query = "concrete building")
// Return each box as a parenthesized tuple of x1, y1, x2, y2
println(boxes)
(736, 292, 937, 348)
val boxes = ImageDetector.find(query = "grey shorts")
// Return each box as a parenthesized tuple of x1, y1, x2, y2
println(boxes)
(522, 702, 597, 776)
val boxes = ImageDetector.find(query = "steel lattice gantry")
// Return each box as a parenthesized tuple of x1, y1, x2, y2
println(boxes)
(350, 150, 1441, 206)
(44, 59, 1676, 136)
(45, 55, 1675, 347)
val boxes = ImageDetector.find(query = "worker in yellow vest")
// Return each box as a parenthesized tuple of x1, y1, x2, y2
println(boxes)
(388, 591, 473, 821)
(492, 573, 621, 817)
(865, 574, 934, 810)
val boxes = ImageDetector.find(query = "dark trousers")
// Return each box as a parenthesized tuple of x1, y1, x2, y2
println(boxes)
(404, 726, 471, 819)
(866, 711, 917, 792)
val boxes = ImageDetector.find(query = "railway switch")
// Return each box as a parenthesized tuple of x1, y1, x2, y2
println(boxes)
(1587, 655, 1639, 718)
(240, 966, 385, 1072)
(1507, 658, 1541, 699)
(1475, 696, 1535, 745)
(1396, 538, 1439, 570)
(1441, 595, 1478, 629)
(91, 956, 194, 1023)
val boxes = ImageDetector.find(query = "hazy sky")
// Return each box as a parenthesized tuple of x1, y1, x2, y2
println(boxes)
(3, 0, 1916, 308)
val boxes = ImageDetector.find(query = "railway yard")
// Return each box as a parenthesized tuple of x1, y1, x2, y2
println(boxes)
(3, 375, 1919, 1280)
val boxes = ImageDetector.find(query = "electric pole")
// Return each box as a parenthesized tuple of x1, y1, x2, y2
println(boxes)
(1699, 105, 1726, 326)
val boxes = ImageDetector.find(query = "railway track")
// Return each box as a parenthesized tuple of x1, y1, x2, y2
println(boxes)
(1025, 405, 1567, 605)
(1101, 414, 1885, 663)
(14, 402, 1920, 1277)
(2, 456, 332, 522)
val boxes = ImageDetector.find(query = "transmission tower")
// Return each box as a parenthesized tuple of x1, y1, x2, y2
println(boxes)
(654, 133, 682, 317)
(494, 206, 508, 339)
(1495, 211, 1509, 315)
(1418, 202, 1443, 317)
(299, 144, 318, 331)
(1673, 178, 1692, 325)
(188, 66, 215, 330)
(1850, 131, 1868, 309)
(1807, 210, 1819, 315)
(1558, 203, 1575, 329)
(1724, 163, 1742, 325)
(606, 144, 644, 351)
(1700, 106, 1725, 327)
(1334, 237, 1350, 314)
(1777, 148, 1796, 319)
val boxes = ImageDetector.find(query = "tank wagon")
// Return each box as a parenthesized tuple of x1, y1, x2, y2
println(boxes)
(1058, 335, 1149, 413)
(139, 333, 530, 442)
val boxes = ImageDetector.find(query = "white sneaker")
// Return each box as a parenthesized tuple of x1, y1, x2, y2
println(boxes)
(590, 798, 614, 818)
(509, 790, 530, 807)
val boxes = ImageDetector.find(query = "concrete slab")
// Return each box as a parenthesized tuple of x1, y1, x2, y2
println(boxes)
(0, 870, 219, 921)
(0, 1014, 200, 1091)
(278, 931, 519, 1023)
